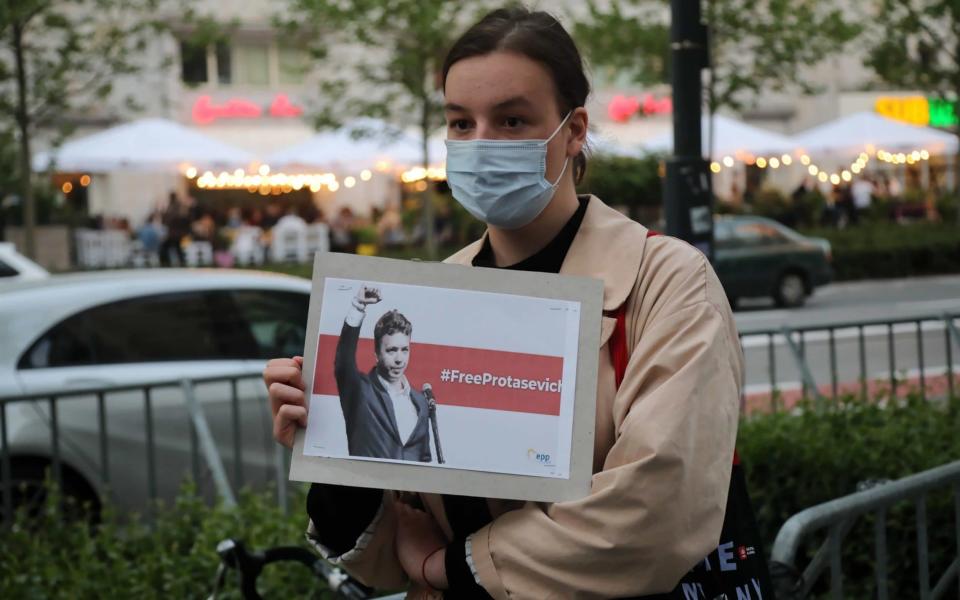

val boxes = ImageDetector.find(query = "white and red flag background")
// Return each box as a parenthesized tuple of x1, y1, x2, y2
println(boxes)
(304, 277, 582, 478)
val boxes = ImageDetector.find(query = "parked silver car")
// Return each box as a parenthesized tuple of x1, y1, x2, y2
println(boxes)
(0, 242, 49, 283)
(0, 269, 310, 514)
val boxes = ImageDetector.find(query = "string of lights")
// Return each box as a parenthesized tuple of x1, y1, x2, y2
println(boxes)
(708, 147, 933, 185)
(183, 162, 447, 194)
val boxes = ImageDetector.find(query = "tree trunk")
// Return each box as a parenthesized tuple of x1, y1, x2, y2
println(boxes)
(13, 22, 36, 259)
(420, 95, 436, 260)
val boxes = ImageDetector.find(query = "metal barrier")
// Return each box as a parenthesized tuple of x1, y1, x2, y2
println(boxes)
(0, 369, 288, 524)
(770, 460, 960, 599)
(738, 311, 960, 411)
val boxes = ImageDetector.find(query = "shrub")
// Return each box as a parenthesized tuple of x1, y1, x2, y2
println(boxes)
(739, 394, 960, 598)
(798, 222, 960, 280)
(577, 154, 663, 219)
(0, 482, 323, 599)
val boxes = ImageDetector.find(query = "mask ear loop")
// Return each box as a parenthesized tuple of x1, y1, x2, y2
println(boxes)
(545, 111, 573, 144)
(545, 112, 573, 187)
(549, 156, 570, 187)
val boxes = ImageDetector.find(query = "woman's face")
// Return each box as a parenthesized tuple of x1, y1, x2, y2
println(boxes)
(444, 51, 585, 185)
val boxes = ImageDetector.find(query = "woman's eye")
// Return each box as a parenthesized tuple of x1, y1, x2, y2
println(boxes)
(450, 119, 471, 131)
(503, 116, 524, 128)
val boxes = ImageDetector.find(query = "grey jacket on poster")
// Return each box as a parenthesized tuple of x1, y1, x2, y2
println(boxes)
(333, 320, 432, 462)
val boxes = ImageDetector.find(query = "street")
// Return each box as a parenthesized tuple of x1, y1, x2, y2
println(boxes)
(736, 275, 960, 405)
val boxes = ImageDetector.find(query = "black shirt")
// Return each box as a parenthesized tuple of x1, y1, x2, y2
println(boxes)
(307, 196, 591, 597)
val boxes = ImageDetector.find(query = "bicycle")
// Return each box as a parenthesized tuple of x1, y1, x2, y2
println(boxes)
(207, 537, 399, 600)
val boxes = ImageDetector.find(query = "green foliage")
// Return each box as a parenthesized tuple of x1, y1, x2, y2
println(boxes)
(277, 0, 490, 162)
(573, 0, 861, 111)
(0, 0, 187, 255)
(739, 394, 960, 598)
(798, 222, 960, 280)
(576, 154, 662, 216)
(0, 481, 325, 599)
(864, 1, 960, 108)
(749, 187, 826, 229)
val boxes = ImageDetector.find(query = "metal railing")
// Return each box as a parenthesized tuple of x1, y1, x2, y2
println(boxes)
(770, 460, 960, 599)
(0, 368, 288, 524)
(738, 311, 960, 411)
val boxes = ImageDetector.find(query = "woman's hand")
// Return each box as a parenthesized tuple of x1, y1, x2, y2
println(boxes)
(264, 356, 307, 449)
(395, 502, 448, 590)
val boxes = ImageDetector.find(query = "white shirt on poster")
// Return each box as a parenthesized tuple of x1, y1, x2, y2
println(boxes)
(378, 374, 418, 444)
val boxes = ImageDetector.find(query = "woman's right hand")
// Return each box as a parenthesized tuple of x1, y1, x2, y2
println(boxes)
(264, 356, 307, 449)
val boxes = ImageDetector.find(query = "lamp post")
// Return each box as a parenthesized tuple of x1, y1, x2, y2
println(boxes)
(664, 0, 714, 261)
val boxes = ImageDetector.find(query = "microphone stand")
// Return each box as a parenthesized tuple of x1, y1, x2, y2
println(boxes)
(426, 396, 445, 464)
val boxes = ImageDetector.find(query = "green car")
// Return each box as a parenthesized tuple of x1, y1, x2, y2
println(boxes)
(713, 216, 832, 308)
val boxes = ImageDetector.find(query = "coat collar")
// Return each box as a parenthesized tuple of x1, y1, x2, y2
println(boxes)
(444, 196, 649, 312)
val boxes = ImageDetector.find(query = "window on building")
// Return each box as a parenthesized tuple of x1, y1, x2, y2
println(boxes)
(180, 40, 209, 85)
(235, 43, 270, 86)
(215, 41, 233, 85)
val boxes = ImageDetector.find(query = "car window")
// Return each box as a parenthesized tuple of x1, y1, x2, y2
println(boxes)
(228, 290, 309, 359)
(714, 221, 736, 248)
(733, 222, 788, 246)
(18, 291, 254, 369)
(0, 258, 17, 278)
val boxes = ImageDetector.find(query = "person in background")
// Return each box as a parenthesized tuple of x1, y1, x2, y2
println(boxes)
(376, 201, 406, 247)
(851, 176, 874, 223)
(159, 192, 189, 266)
(330, 206, 358, 253)
(136, 212, 165, 264)
(262, 201, 283, 230)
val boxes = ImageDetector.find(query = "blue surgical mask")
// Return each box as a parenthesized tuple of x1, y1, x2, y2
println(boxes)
(444, 113, 571, 229)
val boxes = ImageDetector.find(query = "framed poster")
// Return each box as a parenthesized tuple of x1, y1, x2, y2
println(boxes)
(290, 252, 602, 502)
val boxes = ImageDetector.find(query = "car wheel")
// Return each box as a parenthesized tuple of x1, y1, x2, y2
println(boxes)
(1, 459, 101, 524)
(774, 272, 807, 308)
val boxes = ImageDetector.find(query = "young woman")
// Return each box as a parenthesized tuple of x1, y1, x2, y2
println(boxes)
(264, 7, 742, 599)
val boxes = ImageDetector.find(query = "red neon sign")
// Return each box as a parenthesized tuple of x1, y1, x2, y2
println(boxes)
(608, 94, 673, 123)
(192, 94, 304, 124)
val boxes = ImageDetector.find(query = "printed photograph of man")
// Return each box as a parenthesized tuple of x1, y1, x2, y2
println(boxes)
(334, 284, 433, 462)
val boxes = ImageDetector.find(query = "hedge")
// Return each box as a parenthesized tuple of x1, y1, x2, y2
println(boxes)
(798, 222, 960, 281)
(2, 395, 957, 598)
(739, 394, 960, 598)
(0, 483, 326, 599)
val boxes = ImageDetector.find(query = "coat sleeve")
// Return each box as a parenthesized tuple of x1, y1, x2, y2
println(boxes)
(467, 257, 742, 599)
(306, 489, 410, 589)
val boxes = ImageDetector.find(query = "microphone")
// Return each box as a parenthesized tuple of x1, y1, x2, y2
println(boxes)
(422, 383, 445, 464)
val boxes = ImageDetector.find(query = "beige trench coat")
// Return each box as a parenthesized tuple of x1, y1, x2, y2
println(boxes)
(308, 197, 743, 599)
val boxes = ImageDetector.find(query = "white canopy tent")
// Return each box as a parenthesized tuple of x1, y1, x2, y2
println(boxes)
(793, 111, 959, 157)
(266, 118, 446, 171)
(639, 114, 796, 158)
(32, 118, 254, 172)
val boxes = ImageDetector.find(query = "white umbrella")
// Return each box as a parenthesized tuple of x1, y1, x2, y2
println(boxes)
(793, 111, 958, 156)
(640, 114, 796, 158)
(587, 132, 645, 158)
(267, 118, 445, 171)
(32, 118, 254, 172)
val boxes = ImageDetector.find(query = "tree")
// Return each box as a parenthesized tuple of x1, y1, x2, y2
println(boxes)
(0, 1, 174, 258)
(863, 0, 960, 215)
(278, 0, 493, 259)
(573, 1, 861, 116)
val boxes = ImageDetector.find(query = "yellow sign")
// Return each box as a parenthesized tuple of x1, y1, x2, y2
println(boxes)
(875, 96, 930, 126)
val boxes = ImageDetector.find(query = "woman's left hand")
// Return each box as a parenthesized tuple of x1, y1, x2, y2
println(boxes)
(395, 502, 449, 590)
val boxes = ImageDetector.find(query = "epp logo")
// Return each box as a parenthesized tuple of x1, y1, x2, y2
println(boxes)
(527, 448, 553, 465)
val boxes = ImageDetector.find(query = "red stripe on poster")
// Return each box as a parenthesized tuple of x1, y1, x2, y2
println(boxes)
(313, 334, 564, 416)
